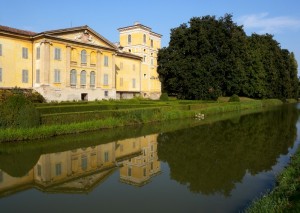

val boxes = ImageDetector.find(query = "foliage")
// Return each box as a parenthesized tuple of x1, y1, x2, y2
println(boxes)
(158, 14, 299, 100)
(229, 94, 240, 102)
(0, 88, 45, 103)
(160, 93, 169, 101)
(0, 93, 40, 128)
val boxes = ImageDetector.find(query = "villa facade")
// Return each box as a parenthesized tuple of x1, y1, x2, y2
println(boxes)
(0, 22, 162, 101)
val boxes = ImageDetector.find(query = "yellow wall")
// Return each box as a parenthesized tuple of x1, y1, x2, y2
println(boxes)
(0, 36, 33, 88)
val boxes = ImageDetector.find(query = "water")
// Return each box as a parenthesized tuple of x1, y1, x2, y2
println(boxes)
(0, 104, 299, 213)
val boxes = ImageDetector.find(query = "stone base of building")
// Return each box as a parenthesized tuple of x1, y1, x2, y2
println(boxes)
(34, 85, 116, 102)
(141, 92, 161, 100)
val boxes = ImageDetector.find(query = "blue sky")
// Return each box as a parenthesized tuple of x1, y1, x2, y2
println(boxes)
(1, 0, 300, 72)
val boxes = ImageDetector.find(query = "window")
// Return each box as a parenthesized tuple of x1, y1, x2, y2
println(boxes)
(151, 39, 153, 48)
(36, 69, 40, 83)
(22, 47, 28, 59)
(120, 77, 123, 87)
(128, 167, 132, 176)
(104, 91, 108, 97)
(143, 34, 146, 43)
(81, 50, 87, 64)
(0, 44, 2, 56)
(132, 78, 136, 88)
(36, 47, 40, 59)
(103, 74, 108, 85)
(0, 68, 2, 82)
(70, 70, 77, 86)
(22, 69, 28, 83)
(54, 48, 61, 60)
(104, 56, 109, 67)
(128, 34, 131, 44)
(54, 69, 60, 83)
(37, 165, 42, 176)
(81, 156, 87, 171)
(104, 151, 109, 162)
(80, 70, 86, 86)
(55, 163, 62, 176)
(90, 71, 95, 88)
(133, 64, 136, 71)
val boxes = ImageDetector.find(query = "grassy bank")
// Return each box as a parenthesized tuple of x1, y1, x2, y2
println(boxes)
(244, 145, 300, 212)
(0, 99, 283, 142)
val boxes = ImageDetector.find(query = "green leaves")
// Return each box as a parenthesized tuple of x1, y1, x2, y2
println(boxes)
(158, 15, 299, 100)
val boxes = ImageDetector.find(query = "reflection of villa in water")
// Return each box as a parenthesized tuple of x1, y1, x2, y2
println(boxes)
(0, 134, 160, 197)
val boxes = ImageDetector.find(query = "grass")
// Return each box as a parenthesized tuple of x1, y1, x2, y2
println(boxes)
(244, 145, 300, 213)
(0, 99, 284, 143)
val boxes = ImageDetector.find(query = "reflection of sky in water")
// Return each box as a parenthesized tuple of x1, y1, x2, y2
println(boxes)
(0, 104, 299, 213)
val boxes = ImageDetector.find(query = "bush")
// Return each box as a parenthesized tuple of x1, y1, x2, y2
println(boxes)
(228, 94, 240, 102)
(0, 94, 40, 128)
(160, 93, 169, 101)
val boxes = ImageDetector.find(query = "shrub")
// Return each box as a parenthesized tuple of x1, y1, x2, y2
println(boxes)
(229, 94, 240, 102)
(160, 93, 169, 101)
(0, 94, 40, 128)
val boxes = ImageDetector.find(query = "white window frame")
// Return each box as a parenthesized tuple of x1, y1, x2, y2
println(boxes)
(54, 69, 61, 83)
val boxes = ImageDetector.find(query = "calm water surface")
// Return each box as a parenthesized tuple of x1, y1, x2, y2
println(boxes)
(0, 104, 299, 213)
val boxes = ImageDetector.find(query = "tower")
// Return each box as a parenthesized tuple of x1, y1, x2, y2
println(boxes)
(118, 22, 162, 99)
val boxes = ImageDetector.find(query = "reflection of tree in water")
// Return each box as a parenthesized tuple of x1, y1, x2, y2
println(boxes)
(158, 105, 298, 196)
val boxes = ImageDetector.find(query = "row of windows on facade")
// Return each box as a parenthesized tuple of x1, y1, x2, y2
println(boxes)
(127, 34, 154, 48)
(17, 47, 110, 67)
(37, 152, 111, 177)
(0, 68, 136, 89)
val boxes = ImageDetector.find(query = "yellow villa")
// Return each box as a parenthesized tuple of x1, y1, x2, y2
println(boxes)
(0, 22, 162, 101)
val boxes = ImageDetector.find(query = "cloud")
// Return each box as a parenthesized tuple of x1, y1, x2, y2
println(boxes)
(238, 13, 300, 34)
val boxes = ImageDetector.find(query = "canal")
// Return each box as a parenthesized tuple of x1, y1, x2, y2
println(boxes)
(0, 104, 299, 213)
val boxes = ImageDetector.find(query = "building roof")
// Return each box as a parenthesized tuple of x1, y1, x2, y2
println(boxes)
(118, 22, 162, 38)
(0, 25, 36, 36)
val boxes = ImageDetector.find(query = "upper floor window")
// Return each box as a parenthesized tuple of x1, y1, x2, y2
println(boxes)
(143, 34, 146, 43)
(54, 48, 61, 60)
(54, 69, 61, 83)
(0, 68, 2, 82)
(80, 70, 86, 86)
(128, 34, 131, 44)
(104, 56, 109, 67)
(36, 47, 40, 59)
(22, 47, 28, 59)
(81, 50, 87, 64)
(90, 71, 95, 88)
(70, 69, 77, 86)
(22, 69, 28, 83)
(151, 39, 153, 48)
(0, 44, 2, 56)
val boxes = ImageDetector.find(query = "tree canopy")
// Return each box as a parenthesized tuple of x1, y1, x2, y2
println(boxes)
(157, 14, 299, 100)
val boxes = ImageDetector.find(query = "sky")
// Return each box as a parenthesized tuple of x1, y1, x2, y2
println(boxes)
(1, 0, 300, 72)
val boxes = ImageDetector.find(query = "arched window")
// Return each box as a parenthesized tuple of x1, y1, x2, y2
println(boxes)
(80, 70, 86, 87)
(81, 50, 87, 64)
(90, 71, 95, 88)
(90, 51, 96, 65)
(143, 34, 146, 43)
(70, 70, 77, 87)
(128, 34, 131, 44)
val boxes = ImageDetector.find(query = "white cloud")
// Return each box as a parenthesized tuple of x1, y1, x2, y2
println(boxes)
(238, 13, 300, 34)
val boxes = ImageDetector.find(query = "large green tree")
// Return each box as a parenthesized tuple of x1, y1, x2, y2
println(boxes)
(158, 15, 299, 100)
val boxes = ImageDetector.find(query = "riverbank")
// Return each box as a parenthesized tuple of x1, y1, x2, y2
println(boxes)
(0, 99, 283, 142)
(244, 142, 300, 212)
